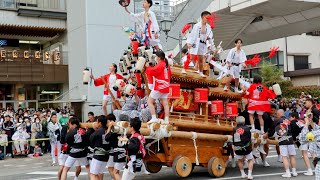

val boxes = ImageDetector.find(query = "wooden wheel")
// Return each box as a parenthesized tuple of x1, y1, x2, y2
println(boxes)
(144, 161, 162, 173)
(208, 156, 226, 177)
(172, 156, 192, 178)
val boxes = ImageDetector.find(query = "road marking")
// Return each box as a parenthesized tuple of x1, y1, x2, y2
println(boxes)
(27, 171, 88, 176)
(34, 163, 44, 165)
(27, 177, 57, 180)
(16, 165, 26, 167)
(3, 164, 13, 167)
(214, 170, 315, 180)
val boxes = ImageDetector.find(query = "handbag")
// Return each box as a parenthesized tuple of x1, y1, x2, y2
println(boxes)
(35, 131, 45, 139)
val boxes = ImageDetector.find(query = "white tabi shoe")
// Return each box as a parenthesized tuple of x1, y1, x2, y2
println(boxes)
(304, 169, 313, 176)
(292, 171, 298, 177)
(194, 70, 200, 73)
(282, 172, 291, 178)
(248, 174, 253, 180)
(241, 174, 248, 178)
(262, 160, 270, 167)
(181, 69, 187, 74)
(147, 118, 160, 124)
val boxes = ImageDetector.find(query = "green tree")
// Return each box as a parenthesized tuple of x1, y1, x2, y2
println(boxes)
(259, 61, 288, 87)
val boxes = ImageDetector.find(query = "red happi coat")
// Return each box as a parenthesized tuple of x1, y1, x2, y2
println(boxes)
(145, 60, 171, 94)
(244, 83, 276, 112)
(94, 73, 123, 97)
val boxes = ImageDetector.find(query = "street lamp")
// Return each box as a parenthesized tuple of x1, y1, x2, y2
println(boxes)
(160, 18, 196, 64)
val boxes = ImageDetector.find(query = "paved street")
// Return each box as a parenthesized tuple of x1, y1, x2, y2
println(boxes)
(0, 145, 315, 180)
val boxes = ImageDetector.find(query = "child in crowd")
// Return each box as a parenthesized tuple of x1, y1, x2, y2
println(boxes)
(12, 127, 30, 155)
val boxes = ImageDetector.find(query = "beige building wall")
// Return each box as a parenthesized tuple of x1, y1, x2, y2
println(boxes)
(291, 75, 320, 86)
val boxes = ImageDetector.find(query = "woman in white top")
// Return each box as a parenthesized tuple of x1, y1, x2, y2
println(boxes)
(124, 0, 161, 51)
(186, 11, 214, 77)
(225, 38, 247, 93)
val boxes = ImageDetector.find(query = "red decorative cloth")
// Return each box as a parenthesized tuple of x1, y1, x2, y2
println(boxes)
(146, 60, 171, 93)
(94, 73, 123, 96)
(244, 83, 276, 112)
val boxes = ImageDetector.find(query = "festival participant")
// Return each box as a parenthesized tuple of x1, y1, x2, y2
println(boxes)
(145, 51, 171, 124)
(58, 116, 81, 180)
(105, 114, 121, 180)
(186, 11, 214, 77)
(233, 116, 253, 180)
(265, 109, 297, 178)
(124, 0, 161, 50)
(119, 117, 146, 180)
(89, 115, 113, 180)
(290, 112, 313, 176)
(91, 64, 124, 116)
(225, 39, 247, 92)
(245, 75, 276, 133)
(300, 115, 319, 179)
(61, 117, 90, 180)
(113, 94, 140, 121)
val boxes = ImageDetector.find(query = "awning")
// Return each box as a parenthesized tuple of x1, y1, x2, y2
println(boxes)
(40, 99, 84, 104)
(0, 24, 66, 38)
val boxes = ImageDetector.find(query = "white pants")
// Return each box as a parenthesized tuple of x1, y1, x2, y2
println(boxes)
(121, 168, 136, 180)
(50, 141, 61, 163)
(14, 140, 26, 153)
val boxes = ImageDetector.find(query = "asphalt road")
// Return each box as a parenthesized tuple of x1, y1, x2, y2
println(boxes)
(0, 145, 315, 180)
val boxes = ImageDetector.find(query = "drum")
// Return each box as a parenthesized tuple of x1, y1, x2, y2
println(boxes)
(135, 57, 146, 73)
(168, 84, 180, 99)
(210, 100, 224, 115)
(226, 102, 238, 117)
(119, 60, 128, 76)
(194, 88, 208, 103)
(124, 84, 136, 96)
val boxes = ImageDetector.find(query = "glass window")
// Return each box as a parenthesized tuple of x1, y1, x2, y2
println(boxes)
(294, 56, 309, 70)
(278, 51, 284, 65)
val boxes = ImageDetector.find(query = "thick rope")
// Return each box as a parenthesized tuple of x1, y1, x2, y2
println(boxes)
(191, 132, 199, 165)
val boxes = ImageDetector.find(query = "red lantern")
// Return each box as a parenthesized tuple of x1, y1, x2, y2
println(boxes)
(194, 88, 208, 103)
(168, 84, 180, 99)
(131, 40, 139, 56)
(226, 102, 238, 117)
(210, 100, 224, 115)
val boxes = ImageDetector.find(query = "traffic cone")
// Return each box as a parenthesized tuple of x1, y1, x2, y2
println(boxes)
(55, 146, 58, 156)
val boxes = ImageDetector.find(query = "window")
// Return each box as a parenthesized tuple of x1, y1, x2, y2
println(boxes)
(294, 55, 309, 70)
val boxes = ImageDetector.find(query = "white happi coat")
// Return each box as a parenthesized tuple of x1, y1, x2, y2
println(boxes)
(186, 21, 214, 55)
(130, 10, 160, 46)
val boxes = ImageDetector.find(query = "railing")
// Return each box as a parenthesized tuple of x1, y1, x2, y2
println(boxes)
(0, 0, 66, 11)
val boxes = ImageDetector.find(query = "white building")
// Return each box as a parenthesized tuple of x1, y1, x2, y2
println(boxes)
(220, 33, 320, 86)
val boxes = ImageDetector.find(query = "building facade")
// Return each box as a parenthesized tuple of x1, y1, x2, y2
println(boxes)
(221, 33, 320, 86)
(0, 0, 68, 110)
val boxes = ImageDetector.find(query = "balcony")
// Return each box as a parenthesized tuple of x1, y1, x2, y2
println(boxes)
(284, 68, 320, 77)
(0, 51, 68, 83)
(0, 0, 67, 19)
